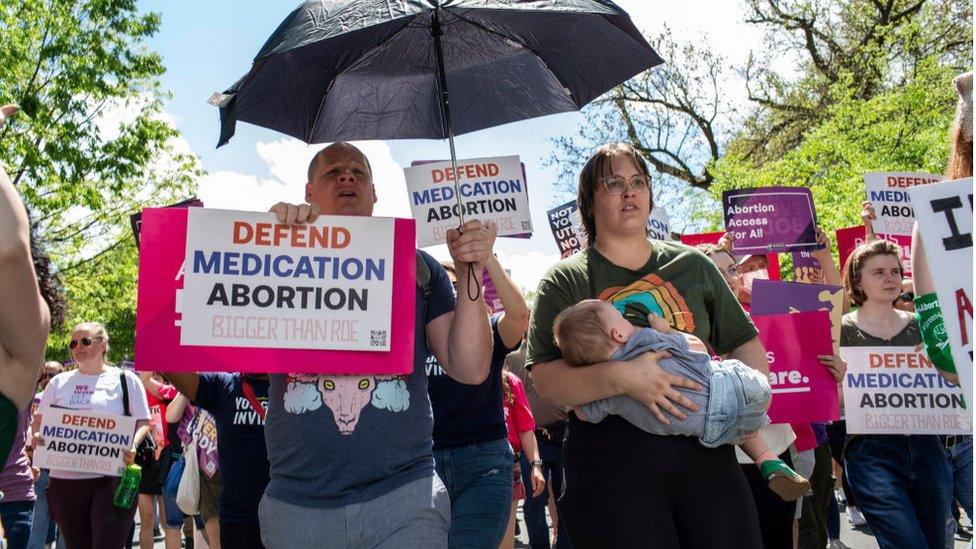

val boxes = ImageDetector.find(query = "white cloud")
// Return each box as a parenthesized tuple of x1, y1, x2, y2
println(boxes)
(198, 138, 412, 218)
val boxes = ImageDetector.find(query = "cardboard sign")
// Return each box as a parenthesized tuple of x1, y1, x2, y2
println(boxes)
(404, 156, 532, 247)
(134, 208, 417, 375)
(751, 279, 844, 354)
(546, 199, 584, 258)
(722, 187, 818, 254)
(841, 346, 970, 435)
(129, 198, 203, 247)
(835, 225, 913, 276)
(33, 409, 137, 476)
(678, 231, 780, 281)
(864, 172, 943, 236)
(909, 177, 974, 408)
(646, 207, 673, 241)
(753, 312, 839, 423)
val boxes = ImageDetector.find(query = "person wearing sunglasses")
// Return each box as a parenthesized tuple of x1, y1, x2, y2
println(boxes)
(31, 322, 152, 549)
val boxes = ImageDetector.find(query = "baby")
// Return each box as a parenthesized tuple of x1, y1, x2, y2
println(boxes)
(553, 299, 810, 501)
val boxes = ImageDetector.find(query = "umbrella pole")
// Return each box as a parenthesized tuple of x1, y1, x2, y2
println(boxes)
(432, 8, 481, 301)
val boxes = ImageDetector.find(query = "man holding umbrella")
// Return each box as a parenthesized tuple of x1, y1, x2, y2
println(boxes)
(258, 142, 495, 548)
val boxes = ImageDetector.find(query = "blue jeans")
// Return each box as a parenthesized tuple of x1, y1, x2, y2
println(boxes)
(846, 435, 952, 549)
(0, 499, 34, 549)
(25, 470, 61, 549)
(433, 438, 513, 549)
(945, 435, 973, 548)
(520, 437, 570, 549)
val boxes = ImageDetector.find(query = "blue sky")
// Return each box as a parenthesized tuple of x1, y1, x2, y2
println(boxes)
(141, 0, 768, 289)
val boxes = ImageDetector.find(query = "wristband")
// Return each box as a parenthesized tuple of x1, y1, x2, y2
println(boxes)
(915, 293, 957, 375)
(531, 459, 543, 467)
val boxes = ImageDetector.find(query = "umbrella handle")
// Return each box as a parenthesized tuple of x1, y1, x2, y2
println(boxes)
(432, 7, 481, 302)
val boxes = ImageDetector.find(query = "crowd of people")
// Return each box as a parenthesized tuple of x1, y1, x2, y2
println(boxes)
(0, 67, 971, 549)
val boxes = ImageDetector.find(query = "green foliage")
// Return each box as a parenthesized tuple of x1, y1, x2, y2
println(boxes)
(0, 0, 201, 360)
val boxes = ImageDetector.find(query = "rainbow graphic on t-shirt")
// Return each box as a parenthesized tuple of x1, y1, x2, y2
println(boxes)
(598, 274, 696, 334)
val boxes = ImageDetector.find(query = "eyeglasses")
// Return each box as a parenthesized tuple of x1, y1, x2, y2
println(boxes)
(898, 292, 915, 302)
(69, 337, 100, 350)
(600, 174, 650, 194)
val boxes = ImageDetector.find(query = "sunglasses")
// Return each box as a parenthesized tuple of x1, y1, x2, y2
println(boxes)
(898, 292, 915, 302)
(69, 337, 99, 350)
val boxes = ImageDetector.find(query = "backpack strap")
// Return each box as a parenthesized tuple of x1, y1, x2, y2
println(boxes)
(119, 372, 131, 417)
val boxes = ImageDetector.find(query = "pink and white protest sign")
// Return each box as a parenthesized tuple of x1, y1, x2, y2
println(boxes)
(864, 172, 942, 236)
(135, 208, 417, 375)
(404, 156, 532, 247)
(835, 225, 913, 276)
(753, 312, 839, 423)
(841, 346, 970, 435)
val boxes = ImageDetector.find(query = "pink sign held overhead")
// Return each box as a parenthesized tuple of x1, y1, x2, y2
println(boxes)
(134, 208, 417, 375)
(752, 311, 839, 423)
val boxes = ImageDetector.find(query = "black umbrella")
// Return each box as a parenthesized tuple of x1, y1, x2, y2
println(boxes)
(212, 1, 661, 198)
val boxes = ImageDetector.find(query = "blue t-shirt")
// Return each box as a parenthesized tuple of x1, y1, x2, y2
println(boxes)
(264, 250, 455, 508)
(194, 373, 269, 524)
(427, 314, 516, 449)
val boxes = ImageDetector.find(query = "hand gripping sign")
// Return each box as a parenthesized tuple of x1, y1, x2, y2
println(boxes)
(135, 208, 417, 375)
(908, 177, 974, 408)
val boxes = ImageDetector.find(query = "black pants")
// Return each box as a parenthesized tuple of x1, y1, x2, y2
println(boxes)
(826, 421, 857, 508)
(221, 521, 265, 549)
(798, 442, 833, 549)
(741, 450, 796, 549)
(559, 415, 762, 549)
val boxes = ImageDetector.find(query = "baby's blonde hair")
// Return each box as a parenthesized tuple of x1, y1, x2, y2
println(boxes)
(553, 301, 617, 367)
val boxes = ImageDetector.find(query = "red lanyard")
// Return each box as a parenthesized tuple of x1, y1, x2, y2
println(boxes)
(240, 376, 267, 421)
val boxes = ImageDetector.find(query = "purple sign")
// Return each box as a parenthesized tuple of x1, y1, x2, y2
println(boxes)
(751, 279, 844, 354)
(792, 250, 822, 284)
(482, 270, 503, 313)
(722, 187, 818, 254)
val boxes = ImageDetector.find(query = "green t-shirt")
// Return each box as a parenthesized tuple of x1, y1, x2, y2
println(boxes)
(526, 241, 758, 369)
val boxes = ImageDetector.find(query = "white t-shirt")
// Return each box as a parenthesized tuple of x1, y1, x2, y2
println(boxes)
(38, 367, 150, 479)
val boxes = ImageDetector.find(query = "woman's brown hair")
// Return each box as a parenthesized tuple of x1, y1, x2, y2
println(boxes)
(842, 240, 904, 307)
(576, 142, 653, 246)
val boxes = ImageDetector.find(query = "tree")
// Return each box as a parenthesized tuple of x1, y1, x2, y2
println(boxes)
(0, 0, 201, 359)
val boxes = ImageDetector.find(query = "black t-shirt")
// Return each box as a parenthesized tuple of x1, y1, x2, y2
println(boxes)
(427, 314, 517, 449)
(194, 373, 269, 525)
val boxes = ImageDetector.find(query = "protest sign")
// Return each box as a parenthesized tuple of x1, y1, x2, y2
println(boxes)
(547, 199, 584, 258)
(196, 411, 218, 478)
(646, 207, 673, 241)
(835, 225, 913, 276)
(135, 208, 418, 374)
(33, 409, 137, 476)
(129, 198, 203, 247)
(751, 279, 844, 354)
(404, 156, 532, 247)
(909, 177, 974, 407)
(722, 187, 818, 254)
(678, 231, 780, 281)
(841, 346, 970, 435)
(483, 269, 503, 313)
(864, 172, 942, 236)
(180, 209, 394, 352)
(791, 250, 822, 284)
(753, 312, 838, 423)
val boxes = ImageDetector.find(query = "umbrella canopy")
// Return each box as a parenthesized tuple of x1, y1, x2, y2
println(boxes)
(214, 0, 663, 147)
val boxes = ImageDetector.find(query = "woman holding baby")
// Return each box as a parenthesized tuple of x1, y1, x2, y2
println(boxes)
(526, 142, 768, 547)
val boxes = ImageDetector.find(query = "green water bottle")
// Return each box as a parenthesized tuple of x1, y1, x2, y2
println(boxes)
(113, 464, 142, 508)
